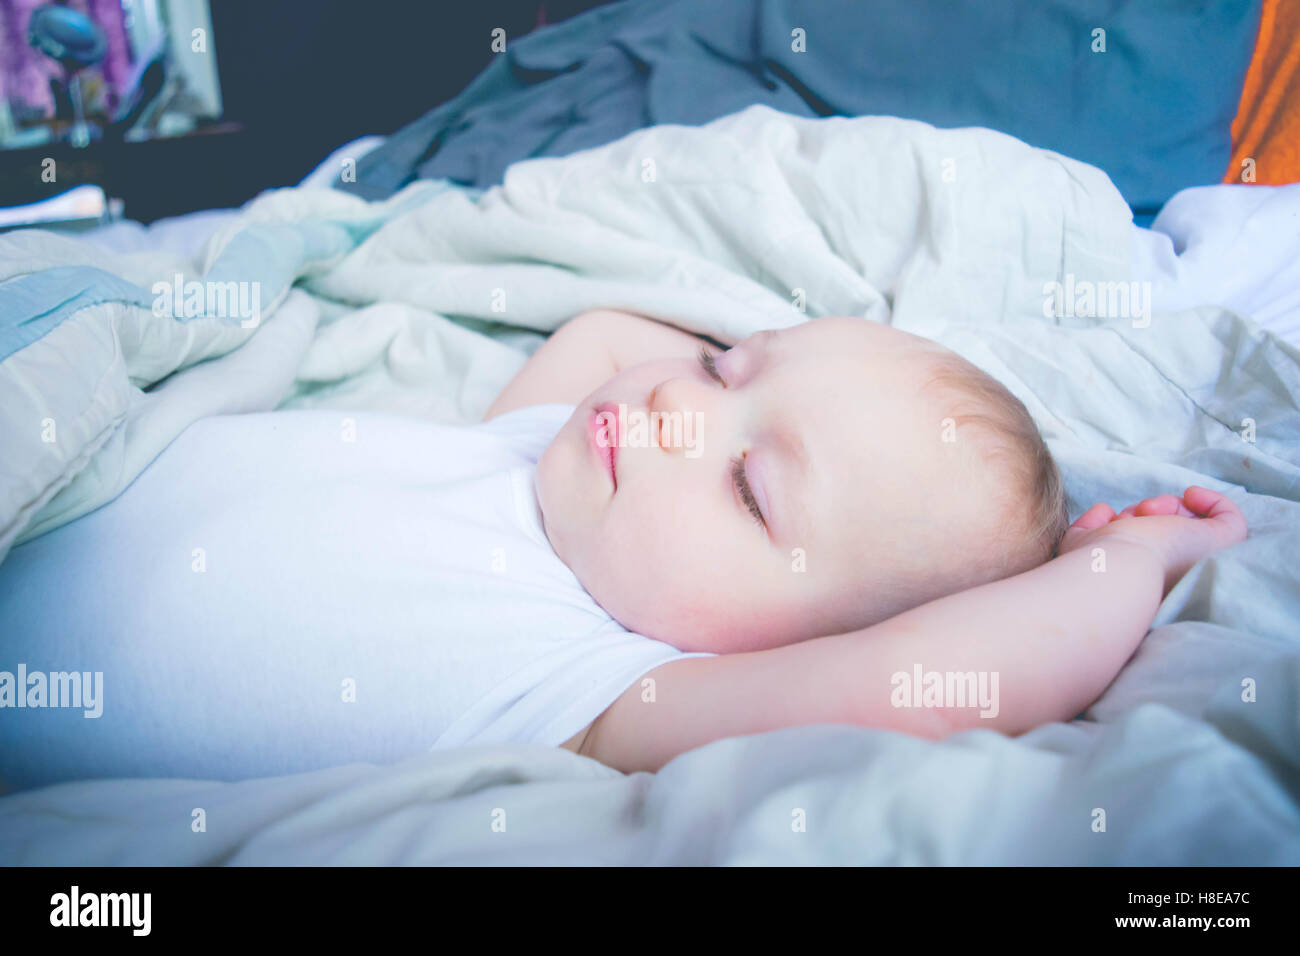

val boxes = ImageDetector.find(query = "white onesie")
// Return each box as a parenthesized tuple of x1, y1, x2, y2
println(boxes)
(0, 404, 712, 790)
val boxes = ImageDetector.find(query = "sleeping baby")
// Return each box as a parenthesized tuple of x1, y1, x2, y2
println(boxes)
(0, 310, 1247, 788)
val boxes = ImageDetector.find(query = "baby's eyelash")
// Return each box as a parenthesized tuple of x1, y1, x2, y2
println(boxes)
(700, 349, 760, 530)
(731, 455, 766, 529)
(698, 346, 725, 385)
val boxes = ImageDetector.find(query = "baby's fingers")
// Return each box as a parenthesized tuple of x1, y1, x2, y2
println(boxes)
(1070, 502, 1116, 531)
(1058, 502, 1115, 554)
(1134, 494, 1195, 518)
(1182, 486, 1248, 542)
(1116, 494, 1196, 520)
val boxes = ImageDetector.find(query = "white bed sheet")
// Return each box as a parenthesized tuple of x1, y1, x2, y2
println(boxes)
(78, 170, 1300, 354)
(2, 110, 1297, 865)
(1131, 182, 1300, 347)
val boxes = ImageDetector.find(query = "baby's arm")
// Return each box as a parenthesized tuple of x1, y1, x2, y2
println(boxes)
(484, 309, 715, 419)
(578, 487, 1247, 773)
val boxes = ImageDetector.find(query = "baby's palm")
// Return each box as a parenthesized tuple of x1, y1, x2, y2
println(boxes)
(1057, 486, 1248, 594)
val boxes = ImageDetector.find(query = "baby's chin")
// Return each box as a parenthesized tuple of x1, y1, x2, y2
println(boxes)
(591, 589, 795, 653)
(606, 606, 735, 653)
(534, 421, 594, 552)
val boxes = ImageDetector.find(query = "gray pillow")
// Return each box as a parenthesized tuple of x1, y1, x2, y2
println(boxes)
(344, 0, 1262, 218)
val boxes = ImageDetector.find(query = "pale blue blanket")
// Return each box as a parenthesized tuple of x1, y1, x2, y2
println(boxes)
(1, 107, 1297, 863)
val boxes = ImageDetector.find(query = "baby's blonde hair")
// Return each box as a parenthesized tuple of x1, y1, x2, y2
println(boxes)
(922, 348, 1069, 574)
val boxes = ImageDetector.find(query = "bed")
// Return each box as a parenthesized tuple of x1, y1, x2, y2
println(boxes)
(1, 1, 1298, 866)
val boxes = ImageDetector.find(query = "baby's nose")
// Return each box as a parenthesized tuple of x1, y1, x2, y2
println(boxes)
(648, 378, 711, 456)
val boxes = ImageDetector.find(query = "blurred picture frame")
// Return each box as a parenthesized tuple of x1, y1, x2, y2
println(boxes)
(0, 0, 223, 150)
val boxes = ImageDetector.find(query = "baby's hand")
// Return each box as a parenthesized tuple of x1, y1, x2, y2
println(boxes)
(1057, 486, 1247, 595)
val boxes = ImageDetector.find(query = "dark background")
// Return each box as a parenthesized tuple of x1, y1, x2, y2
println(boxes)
(0, 0, 615, 222)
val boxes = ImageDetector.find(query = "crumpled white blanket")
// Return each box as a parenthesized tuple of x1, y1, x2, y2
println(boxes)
(1, 105, 1297, 864)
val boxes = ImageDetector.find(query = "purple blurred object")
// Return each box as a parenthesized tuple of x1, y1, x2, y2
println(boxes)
(0, 0, 130, 122)
(86, 0, 131, 113)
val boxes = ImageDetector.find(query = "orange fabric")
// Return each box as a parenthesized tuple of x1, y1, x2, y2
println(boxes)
(1227, 0, 1300, 184)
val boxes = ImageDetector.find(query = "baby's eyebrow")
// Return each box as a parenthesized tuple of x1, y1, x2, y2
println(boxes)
(724, 329, 779, 384)
(746, 329, 780, 359)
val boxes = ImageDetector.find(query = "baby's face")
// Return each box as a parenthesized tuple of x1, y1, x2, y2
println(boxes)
(537, 317, 988, 653)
